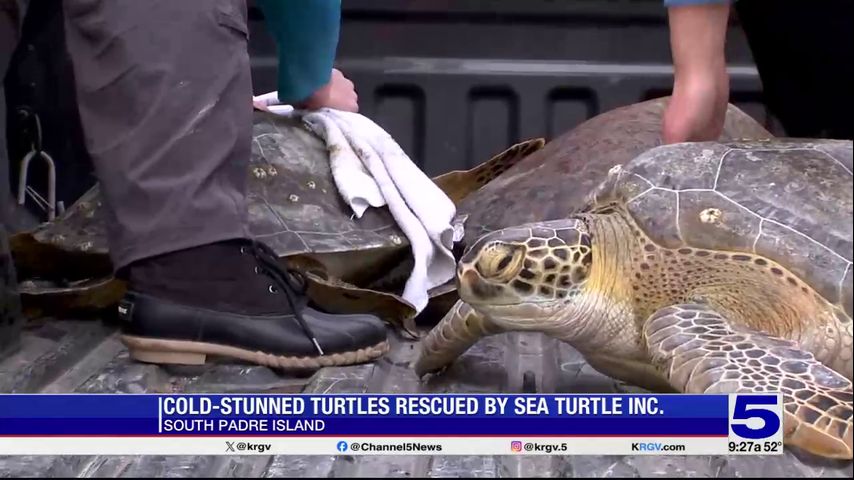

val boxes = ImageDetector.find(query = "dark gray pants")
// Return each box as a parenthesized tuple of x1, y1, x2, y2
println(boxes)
(1, 0, 26, 227)
(60, 0, 253, 269)
(1, 0, 26, 356)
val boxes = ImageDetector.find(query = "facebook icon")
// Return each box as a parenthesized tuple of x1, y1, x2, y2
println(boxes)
(336, 441, 348, 452)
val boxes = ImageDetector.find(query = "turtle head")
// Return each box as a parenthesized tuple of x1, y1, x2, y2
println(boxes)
(456, 218, 593, 329)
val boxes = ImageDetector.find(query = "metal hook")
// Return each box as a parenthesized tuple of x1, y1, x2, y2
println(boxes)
(15, 106, 43, 153)
(17, 149, 57, 221)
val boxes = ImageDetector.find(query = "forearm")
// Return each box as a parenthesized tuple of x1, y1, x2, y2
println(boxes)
(660, 0, 732, 143)
(255, 0, 341, 104)
(665, 1, 731, 82)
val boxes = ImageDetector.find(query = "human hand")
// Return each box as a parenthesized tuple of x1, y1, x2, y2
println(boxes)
(296, 68, 359, 113)
(662, 3, 731, 144)
(662, 67, 729, 144)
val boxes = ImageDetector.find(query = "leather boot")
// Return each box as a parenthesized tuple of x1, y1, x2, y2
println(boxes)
(116, 239, 389, 369)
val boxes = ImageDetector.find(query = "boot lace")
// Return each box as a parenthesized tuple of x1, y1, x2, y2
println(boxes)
(244, 240, 324, 356)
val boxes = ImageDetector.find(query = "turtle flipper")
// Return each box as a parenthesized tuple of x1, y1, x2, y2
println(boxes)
(643, 303, 853, 460)
(431, 138, 545, 205)
(413, 299, 504, 378)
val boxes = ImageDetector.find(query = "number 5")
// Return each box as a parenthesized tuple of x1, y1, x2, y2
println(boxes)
(731, 395, 781, 439)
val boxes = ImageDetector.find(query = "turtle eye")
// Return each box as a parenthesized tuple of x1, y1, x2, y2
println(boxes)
(496, 255, 512, 272)
(476, 243, 523, 281)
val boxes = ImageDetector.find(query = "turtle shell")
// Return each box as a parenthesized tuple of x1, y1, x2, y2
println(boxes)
(585, 138, 853, 318)
(249, 113, 413, 258)
(12, 112, 412, 282)
(10, 111, 541, 325)
(454, 97, 773, 249)
(422, 97, 773, 313)
(13, 111, 540, 282)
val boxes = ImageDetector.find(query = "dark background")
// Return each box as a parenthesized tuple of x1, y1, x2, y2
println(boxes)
(4, 0, 779, 223)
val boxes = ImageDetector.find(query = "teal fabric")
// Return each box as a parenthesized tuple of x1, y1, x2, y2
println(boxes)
(255, 0, 341, 104)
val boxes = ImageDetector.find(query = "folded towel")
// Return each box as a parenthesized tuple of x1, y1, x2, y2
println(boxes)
(252, 93, 458, 313)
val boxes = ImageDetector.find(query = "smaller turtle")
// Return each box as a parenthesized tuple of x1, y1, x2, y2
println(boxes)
(9, 111, 544, 335)
(416, 139, 853, 460)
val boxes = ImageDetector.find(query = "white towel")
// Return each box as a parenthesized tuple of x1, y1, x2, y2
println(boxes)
(253, 93, 458, 313)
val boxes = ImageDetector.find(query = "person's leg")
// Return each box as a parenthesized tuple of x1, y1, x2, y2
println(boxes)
(735, 0, 853, 139)
(1, 0, 25, 226)
(1, 0, 26, 356)
(62, 0, 252, 266)
(62, 0, 388, 367)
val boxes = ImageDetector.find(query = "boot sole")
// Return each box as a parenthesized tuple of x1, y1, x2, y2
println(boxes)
(120, 335, 390, 369)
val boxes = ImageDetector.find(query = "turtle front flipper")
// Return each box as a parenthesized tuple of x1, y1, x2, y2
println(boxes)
(413, 300, 504, 378)
(643, 303, 853, 460)
(431, 138, 545, 205)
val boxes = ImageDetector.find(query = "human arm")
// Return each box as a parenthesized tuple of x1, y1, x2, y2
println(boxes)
(662, 0, 731, 143)
(254, 0, 357, 111)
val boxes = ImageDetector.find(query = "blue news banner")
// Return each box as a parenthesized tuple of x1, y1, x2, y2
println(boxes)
(0, 394, 784, 456)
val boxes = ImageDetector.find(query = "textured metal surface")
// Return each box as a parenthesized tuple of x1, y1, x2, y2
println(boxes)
(0, 320, 852, 477)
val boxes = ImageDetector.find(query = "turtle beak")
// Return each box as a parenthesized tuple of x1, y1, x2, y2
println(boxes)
(456, 265, 476, 300)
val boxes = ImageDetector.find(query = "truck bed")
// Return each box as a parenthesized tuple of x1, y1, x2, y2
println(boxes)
(0, 318, 851, 478)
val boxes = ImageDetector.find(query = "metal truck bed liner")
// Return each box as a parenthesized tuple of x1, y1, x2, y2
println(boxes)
(0, 319, 851, 478)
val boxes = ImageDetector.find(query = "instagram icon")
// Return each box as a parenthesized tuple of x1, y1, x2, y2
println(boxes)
(511, 441, 523, 452)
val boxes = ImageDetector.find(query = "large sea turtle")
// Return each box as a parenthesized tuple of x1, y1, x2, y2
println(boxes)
(9, 110, 544, 333)
(415, 138, 854, 459)
(419, 96, 775, 321)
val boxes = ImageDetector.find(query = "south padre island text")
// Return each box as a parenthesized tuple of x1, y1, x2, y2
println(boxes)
(161, 418, 325, 433)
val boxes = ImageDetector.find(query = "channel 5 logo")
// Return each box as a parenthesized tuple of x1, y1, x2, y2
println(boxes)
(728, 394, 783, 440)
(510, 441, 523, 452)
